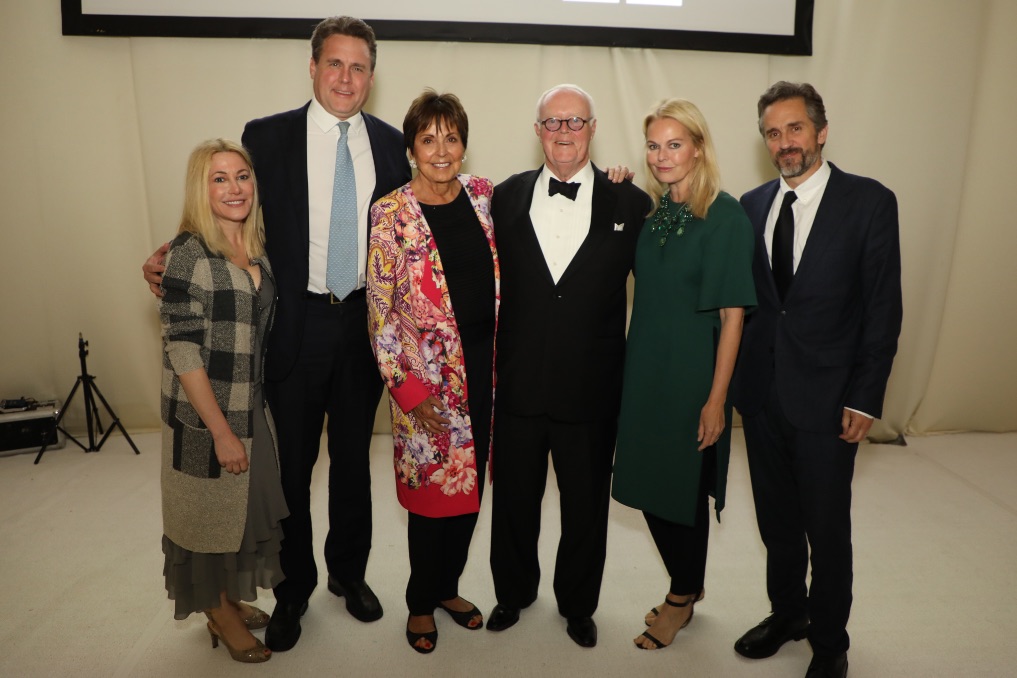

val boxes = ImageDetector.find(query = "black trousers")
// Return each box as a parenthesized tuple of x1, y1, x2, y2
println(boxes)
(490, 412, 615, 618)
(741, 381, 857, 657)
(266, 296, 383, 604)
(643, 449, 715, 596)
(406, 461, 487, 616)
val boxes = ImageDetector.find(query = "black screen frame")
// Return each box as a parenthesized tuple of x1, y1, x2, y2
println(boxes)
(61, 0, 813, 56)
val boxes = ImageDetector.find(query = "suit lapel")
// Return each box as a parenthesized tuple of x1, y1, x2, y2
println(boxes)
(557, 165, 615, 287)
(748, 181, 780, 303)
(287, 105, 311, 268)
(510, 169, 555, 286)
(791, 163, 846, 290)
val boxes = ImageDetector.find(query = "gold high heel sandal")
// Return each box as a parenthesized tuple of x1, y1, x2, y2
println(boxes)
(207, 620, 271, 663)
(204, 604, 270, 630)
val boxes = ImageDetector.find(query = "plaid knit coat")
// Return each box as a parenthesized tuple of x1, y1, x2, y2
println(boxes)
(159, 231, 276, 553)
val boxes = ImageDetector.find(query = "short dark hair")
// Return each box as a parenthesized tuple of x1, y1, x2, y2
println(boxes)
(757, 81, 828, 136)
(402, 89, 470, 153)
(310, 16, 377, 71)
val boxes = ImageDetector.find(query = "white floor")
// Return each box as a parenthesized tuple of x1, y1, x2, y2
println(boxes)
(0, 429, 1014, 677)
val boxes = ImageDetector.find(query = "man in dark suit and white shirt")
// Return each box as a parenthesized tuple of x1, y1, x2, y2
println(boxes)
(730, 82, 902, 678)
(484, 84, 652, 648)
(144, 16, 410, 652)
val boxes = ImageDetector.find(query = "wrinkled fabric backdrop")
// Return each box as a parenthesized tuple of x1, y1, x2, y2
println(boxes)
(1, 1, 1014, 437)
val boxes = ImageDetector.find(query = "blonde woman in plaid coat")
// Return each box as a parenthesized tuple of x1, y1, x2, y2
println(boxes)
(159, 139, 288, 663)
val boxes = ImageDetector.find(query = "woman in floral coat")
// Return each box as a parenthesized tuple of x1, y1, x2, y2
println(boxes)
(367, 90, 499, 654)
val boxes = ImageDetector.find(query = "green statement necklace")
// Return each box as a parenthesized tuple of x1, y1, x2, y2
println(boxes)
(650, 194, 694, 247)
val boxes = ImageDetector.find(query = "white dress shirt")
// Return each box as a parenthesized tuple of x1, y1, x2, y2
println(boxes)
(763, 158, 831, 272)
(306, 99, 377, 294)
(529, 162, 594, 283)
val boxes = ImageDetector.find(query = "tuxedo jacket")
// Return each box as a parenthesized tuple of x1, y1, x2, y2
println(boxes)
(241, 102, 410, 382)
(492, 164, 652, 423)
(731, 162, 902, 432)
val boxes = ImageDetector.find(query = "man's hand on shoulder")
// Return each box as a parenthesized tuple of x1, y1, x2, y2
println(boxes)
(143, 242, 170, 298)
(605, 165, 635, 184)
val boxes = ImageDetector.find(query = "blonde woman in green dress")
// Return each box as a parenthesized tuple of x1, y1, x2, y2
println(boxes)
(612, 99, 756, 650)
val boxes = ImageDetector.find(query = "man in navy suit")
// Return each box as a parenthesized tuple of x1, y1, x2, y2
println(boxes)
(483, 84, 652, 648)
(730, 82, 902, 678)
(145, 16, 410, 652)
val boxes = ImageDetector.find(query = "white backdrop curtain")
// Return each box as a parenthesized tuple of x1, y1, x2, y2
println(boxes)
(1, 1, 1014, 436)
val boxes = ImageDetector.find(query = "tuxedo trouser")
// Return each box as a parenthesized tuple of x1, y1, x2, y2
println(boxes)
(266, 296, 383, 604)
(741, 381, 856, 657)
(643, 448, 715, 596)
(490, 412, 615, 618)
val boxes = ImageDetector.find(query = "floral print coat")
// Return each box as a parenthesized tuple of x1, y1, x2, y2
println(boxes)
(367, 174, 499, 518)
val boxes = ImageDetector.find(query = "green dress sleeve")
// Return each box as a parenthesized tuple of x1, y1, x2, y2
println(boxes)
(697, 192, 757, 313)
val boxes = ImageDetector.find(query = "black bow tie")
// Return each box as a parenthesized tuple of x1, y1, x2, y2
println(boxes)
(548, 177, 580, 200)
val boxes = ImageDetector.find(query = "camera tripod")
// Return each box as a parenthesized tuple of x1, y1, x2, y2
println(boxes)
(34, 334, 141, 463)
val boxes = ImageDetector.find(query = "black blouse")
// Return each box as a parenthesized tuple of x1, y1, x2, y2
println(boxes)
(419, 189, 495, 336)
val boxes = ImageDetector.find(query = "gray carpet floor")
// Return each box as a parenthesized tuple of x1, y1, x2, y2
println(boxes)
(1, 429, 1014, 677)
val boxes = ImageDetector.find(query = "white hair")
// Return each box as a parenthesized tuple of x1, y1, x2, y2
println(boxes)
(535, 83, 596, 121)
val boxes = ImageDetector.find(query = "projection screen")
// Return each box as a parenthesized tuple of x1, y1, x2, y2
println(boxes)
(61, 0, 814, 55)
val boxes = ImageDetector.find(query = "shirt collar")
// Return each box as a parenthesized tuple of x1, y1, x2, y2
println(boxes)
(539, 161, 594, 190)
(308, 98, 365, 135)
(779, 158, 830, 205)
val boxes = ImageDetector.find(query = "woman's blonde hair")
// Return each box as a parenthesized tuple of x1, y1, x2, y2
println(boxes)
(644, 99, 721, 219)
(178, 138, 264, 259)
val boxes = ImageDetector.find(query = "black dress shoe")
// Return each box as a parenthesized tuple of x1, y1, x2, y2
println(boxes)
(265, 600, 308, 652)
(485, 604, 520, 632)
(734, 613, 809, 659)
(327, 576, 383, 622)
(566, 616, 597, 648)
(805, 652, 848, 678)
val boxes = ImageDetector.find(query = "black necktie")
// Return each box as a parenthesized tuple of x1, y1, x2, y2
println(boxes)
(548, 177, 580, 200)
(772, 191, 797, 300)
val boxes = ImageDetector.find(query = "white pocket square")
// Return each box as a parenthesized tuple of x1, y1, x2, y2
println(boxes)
(614, 223, 625, 231)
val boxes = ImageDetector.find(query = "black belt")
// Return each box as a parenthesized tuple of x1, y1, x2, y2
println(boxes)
(304, 288, 366, 304)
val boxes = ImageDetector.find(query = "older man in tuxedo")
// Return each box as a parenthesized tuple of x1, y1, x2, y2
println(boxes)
(484, 84, 652, 648)
(730, 82, 902, 678)
(144, 16, 410, 652)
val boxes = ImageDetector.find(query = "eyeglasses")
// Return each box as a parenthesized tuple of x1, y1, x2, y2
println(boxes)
(537, 116, 592, 132)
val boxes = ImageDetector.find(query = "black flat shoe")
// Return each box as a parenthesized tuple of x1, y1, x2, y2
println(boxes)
(566, 616, 597, 648)
(265, 600, 308, 652)
(438, 600, 483, 629)
(806, 652, 848, 678)
(486, 604, 520, 632)
(406, 615, 438, 654)
(328, 576, 383, 622)
(734, 613, 809, 659)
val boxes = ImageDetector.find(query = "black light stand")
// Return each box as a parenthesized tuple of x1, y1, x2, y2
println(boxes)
(34, 334, 140, 463)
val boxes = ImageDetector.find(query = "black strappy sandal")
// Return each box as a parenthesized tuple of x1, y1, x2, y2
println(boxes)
(637, 595, 695, 650)
(645, 588, 704, 626)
